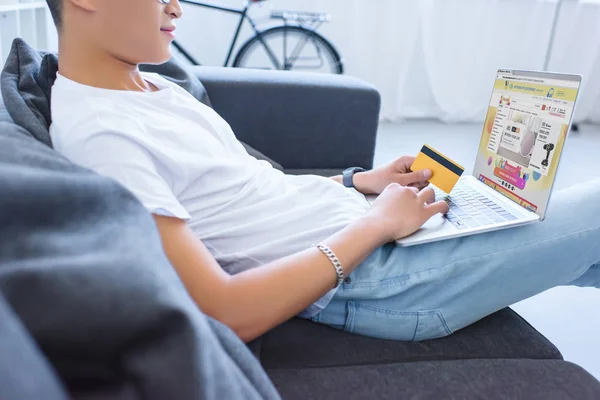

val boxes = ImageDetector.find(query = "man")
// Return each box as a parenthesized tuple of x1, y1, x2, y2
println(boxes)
(47, 0, 600, 343)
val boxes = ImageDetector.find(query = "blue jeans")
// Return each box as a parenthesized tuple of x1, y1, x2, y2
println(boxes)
(311, 179, 600, 341)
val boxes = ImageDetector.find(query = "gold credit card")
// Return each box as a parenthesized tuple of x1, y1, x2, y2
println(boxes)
(411, 145, 464, 194)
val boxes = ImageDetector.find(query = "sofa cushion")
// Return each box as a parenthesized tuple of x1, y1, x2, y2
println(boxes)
(269, 359, 600, 400)
(0, 40, 56, 146)
(285, 168, 342, 177)
(0, 38, 283, 171)
(253, 308, 561, 370)
(0, 98, 13, 124)
(0, 118, 280, 399)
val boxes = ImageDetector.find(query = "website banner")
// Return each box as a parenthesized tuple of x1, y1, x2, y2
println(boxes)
(494, 79, 578, 102)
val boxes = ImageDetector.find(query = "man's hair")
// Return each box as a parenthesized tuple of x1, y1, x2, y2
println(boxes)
(46, 0, 63, 31)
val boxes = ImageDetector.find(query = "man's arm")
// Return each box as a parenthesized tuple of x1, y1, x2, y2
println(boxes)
(153, 214, 388, 343)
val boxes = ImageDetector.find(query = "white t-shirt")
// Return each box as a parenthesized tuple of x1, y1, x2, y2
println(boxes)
(49, 71, 371, 317)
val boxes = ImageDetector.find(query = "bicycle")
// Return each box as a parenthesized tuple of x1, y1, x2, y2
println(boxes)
(172, 0, 344, 74)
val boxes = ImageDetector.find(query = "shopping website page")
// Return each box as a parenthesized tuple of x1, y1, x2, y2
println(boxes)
(473, 70, 580, 218)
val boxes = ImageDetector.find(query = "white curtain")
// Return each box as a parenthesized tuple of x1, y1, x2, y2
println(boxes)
(177, 0, 600, 123)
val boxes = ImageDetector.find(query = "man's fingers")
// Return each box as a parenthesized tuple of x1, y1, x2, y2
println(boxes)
(417, 187, 436, 204)
(400, 169, 432, 186)
(408, 181, 429, 190)
(424, 200, 450, 218)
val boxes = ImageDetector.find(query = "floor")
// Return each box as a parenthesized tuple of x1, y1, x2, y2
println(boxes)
(373, 120, 600, 379)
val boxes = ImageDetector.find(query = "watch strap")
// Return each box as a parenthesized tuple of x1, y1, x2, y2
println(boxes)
(343, 167, 366, 188)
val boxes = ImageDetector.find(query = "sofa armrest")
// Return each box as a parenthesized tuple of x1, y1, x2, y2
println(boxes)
(190, 66, 381, 170)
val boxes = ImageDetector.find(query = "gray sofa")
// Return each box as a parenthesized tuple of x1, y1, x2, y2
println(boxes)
(1, 39, 599, 399)
(192, 67, 600, 399)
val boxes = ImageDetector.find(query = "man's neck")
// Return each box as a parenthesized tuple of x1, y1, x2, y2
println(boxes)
(57, 34, 158, 93)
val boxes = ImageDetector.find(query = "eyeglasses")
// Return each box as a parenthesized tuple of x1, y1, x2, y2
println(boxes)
(159, 0, 171, 4)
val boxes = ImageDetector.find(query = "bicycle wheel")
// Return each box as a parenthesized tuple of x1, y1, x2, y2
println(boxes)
(233, 26, 344, 74)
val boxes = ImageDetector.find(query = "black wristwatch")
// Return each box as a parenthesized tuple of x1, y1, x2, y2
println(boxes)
(342, 167, 366, 189)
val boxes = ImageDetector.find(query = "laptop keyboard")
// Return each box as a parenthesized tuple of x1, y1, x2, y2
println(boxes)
(432, 181, 518, 230)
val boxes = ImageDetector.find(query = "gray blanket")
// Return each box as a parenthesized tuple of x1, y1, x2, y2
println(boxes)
(0, 92, 279, 399)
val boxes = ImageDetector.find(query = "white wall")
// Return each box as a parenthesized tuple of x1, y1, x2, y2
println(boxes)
(5, 1, 598, 124)
(175, 0, 600, 124)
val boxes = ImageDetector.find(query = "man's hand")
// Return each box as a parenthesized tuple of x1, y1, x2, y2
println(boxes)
(353, 156, 432, 195)
(366, 184, 449, 241)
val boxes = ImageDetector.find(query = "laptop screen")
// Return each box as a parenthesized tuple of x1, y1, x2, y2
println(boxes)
(473, 69, 581, 219)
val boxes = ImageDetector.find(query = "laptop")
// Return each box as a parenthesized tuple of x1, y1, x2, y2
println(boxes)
(366, 69, 582, 247)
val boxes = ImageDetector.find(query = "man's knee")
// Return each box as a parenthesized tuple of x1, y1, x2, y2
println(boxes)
(567, 262, 600, 288)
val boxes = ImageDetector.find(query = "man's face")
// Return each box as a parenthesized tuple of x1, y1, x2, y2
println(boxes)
(89, 0, 183, 65)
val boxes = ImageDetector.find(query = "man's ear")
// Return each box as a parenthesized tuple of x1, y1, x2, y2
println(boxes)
(65, 0, 98, 12)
